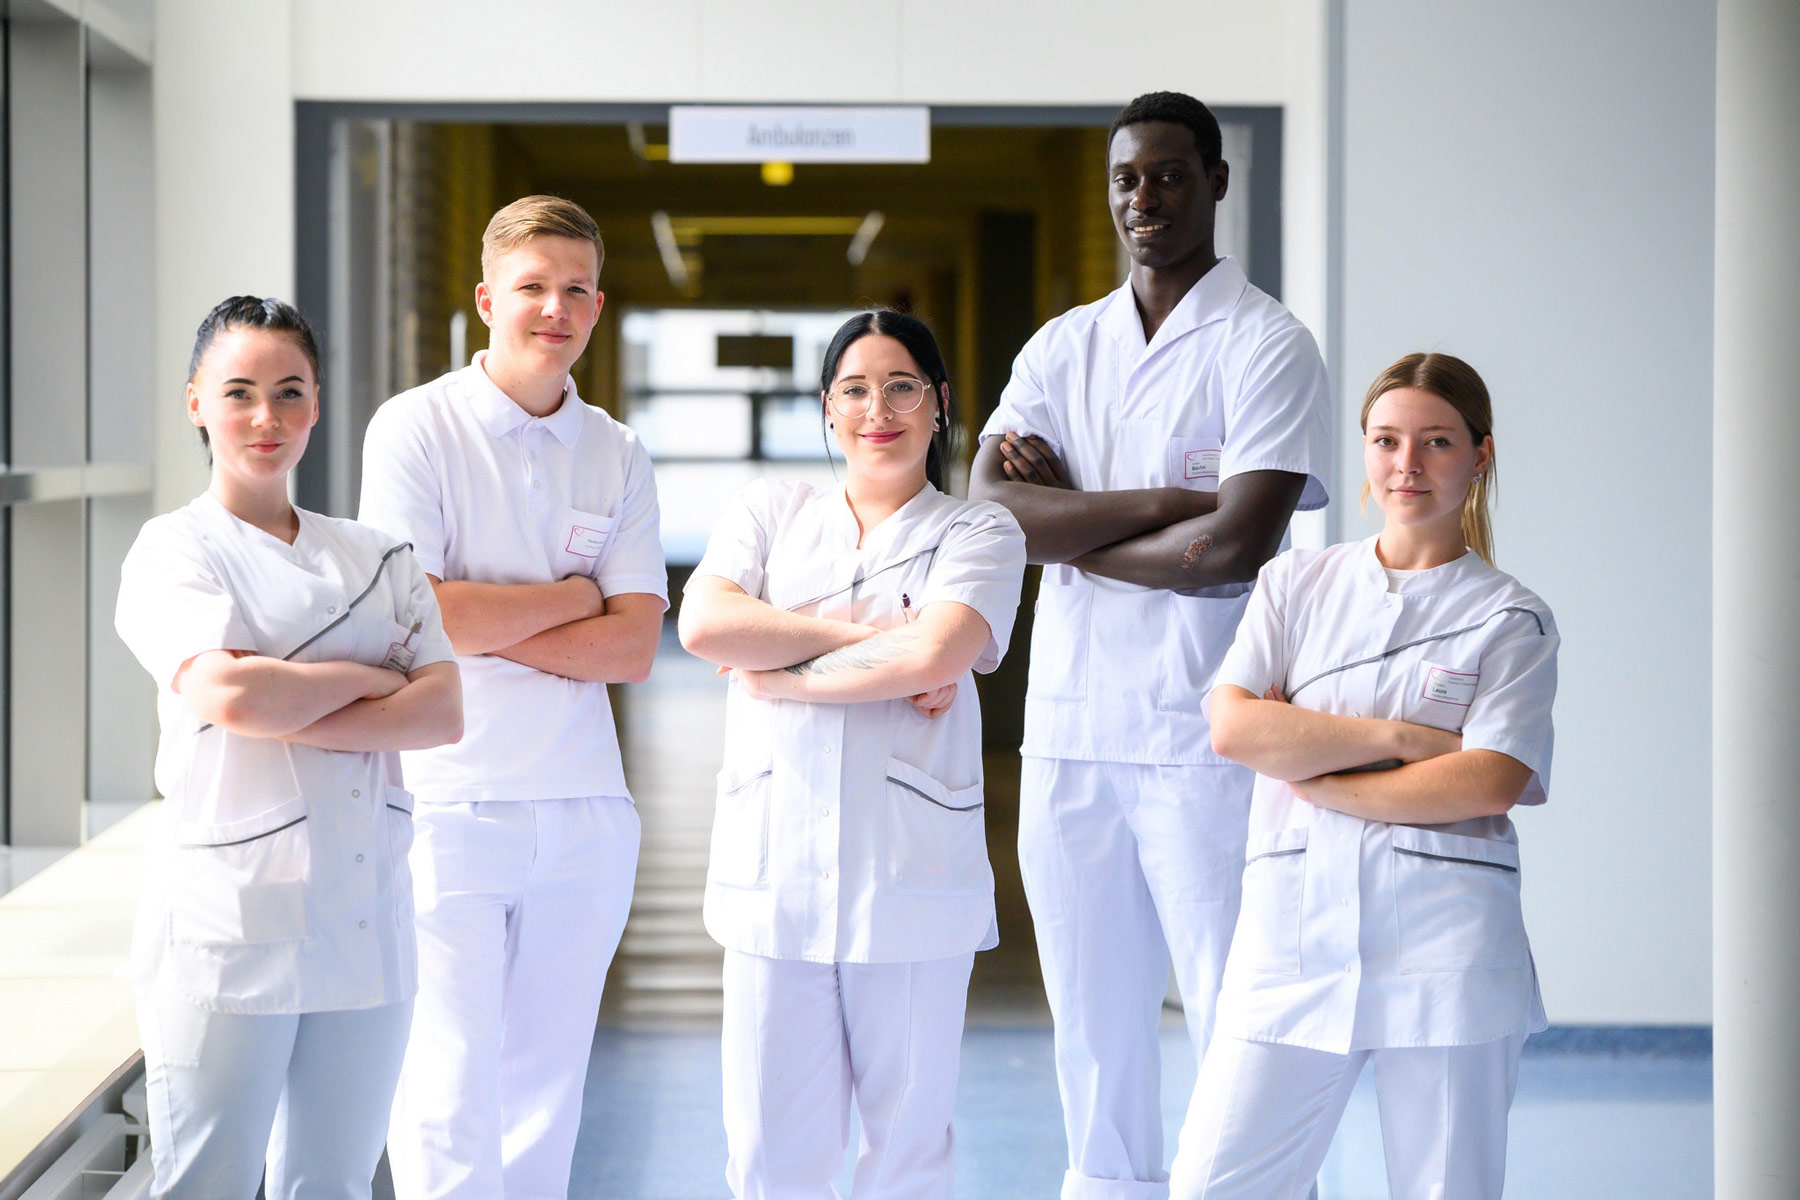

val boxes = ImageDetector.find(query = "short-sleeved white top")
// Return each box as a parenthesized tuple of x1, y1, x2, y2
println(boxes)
(687, 479, 1026, 964)
(358, 354, 669, 802)
(1211, 538, 1560, 1052)
(979, 258, 1332, 765)
(115, 493, 456, 1014)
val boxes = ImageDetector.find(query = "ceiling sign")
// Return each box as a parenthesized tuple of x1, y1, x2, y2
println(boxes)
(669, 106, 930, 164)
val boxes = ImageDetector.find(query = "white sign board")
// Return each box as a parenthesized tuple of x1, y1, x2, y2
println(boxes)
(669, 106, 930, 164)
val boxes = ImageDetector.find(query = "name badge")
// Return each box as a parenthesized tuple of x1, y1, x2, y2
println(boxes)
(1184, 448, 1220, 481)
(1420, 664, 1478, 707)
(565, 524, 607, 558)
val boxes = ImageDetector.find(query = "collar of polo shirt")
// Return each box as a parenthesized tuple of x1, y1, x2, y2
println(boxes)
(462, 351, 586, 449)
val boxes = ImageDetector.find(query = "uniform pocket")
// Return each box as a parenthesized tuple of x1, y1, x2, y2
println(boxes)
(885, 758, 990, 896)
(1166, 435, 1223, 491)
(1391, 826, 1528, 973)
(557, 506, 617, 575)
(1026, 579, 1091, 702)
(169, 795, 312, 947)
(1238, 828, 1309, 975)
(709, 763, 772, 890)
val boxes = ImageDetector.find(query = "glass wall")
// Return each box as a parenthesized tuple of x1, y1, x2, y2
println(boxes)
(620, 307, 856, 564)
(0, 1, 156, 885)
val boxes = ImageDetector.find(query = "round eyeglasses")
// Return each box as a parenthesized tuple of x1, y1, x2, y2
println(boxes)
(825, 377, 932, 419)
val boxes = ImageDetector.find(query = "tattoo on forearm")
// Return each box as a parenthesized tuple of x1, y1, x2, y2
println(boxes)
(784, 628, 917, 676)
(1180, 532, 1214, 571)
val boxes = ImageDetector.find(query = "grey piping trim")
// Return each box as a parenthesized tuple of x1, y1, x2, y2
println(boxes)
(1394, 846, 1517, 873)
(179, 814, 307, 849)
(385, 804, 412, 816)
(886, 776, 984, 812)
(1286, 605, 1547, 702)
(782, 542, 944, 613)
(723, 769, 772, 795)
(1246, 846, 1306, 864)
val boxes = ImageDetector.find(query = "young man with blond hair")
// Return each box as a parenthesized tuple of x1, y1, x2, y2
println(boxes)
(360, 195, 666, 1199)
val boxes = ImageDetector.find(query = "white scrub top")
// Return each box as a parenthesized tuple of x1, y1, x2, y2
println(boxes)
(979, 258, 1332, 766)
(115, 493, 456, 1014)
(358, 353, 669, 804)
(688, 479, 1027, 964)
(1211, 539, 1559, 1053)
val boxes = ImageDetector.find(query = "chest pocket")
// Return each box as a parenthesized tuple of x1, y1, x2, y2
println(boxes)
(555, 507, 616, 577)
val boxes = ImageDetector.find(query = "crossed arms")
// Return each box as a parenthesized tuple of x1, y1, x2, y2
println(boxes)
(1209, 684, 1532, 824)
(678, 575, 992, 717)
(430, 574, 662, 685)
(176, 651, 462, 752)
(968, 433, 1305, 591)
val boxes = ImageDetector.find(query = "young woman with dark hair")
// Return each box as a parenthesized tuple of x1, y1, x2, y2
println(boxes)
(680, 310, 1025, 1198)
(114, 296, 461, 1199)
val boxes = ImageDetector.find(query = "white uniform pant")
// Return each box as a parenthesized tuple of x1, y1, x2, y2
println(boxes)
(1169, 1033, 1526, 1200)
(388, 796, 640, 1200)
(1018, 756, 1252, 1200)
(137, 977, 411, 1200)
(721, 949, 976, 1200)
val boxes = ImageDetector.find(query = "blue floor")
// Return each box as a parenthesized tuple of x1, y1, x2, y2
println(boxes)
(570, 1024, 1712, 1199)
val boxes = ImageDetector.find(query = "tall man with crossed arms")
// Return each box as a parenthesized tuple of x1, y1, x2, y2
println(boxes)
(971, 92, 1331, 1199)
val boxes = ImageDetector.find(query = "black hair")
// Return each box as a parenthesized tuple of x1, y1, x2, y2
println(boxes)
(188, 296, 323, 457)
(818, 310, 958, 492)
(1108, 90, 1224, 171)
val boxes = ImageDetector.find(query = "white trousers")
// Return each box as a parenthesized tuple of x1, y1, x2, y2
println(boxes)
(1018, 756, 1252, 1200)
(388, 795, 640, 1200)
(1169, 1033, 1526, 1200)
(720, 949, 976, 1200)
(138, 978, 411, 1200)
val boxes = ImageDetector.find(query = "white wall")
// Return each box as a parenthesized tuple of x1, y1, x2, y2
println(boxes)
(152, 0, 296, 515)
(1336, 1, 1716, 1023)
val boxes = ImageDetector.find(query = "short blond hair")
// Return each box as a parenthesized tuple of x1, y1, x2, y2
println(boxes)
(480, 195, 604, 280)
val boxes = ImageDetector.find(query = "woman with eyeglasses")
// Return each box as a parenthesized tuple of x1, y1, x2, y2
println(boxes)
(680, 310, 1026, 1198)
(113, 296, 461, 1198)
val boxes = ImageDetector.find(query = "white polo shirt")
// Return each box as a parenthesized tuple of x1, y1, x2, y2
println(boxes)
(980, 257, 1331, 765)
(358, 354, 668, 803)
(689, 479, 1026, 964)
(115, 493, 456, 1013)
(1212, 539, 1559, 1052)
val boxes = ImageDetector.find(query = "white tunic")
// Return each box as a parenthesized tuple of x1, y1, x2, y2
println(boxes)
(115, 494, 456, 1013)
(979, 258, 1332, 766)
(1211, 539, 1559, 1052)
(689, 480, 1027, 964)
(358, 353, 669, 803)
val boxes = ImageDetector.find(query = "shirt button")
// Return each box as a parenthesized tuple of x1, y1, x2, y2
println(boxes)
(821, 870, 832, 881)
(359, 920, 368, 929)
(1340, 898, 1349, 908)
(356, 854, 365, 863)
(821, 808, 831, 818)
(822, 745, 833, 755)
(351, 789, 361, 798)
(327, 605, 338, 614)
(1343, 963, 1353, 973)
